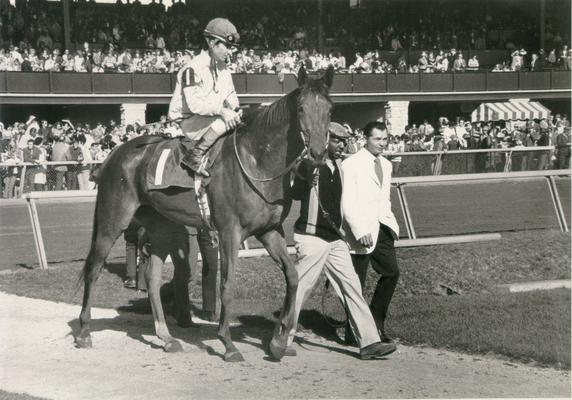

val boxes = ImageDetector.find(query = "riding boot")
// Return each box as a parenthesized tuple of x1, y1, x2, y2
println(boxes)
(181, 127, 221, 178)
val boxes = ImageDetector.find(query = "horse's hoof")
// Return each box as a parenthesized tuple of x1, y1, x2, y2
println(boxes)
(75, 335, 92, 349)
(164, 340, 184, 353)
(269, 337, 286, 360)
(224, 351, 245, 362)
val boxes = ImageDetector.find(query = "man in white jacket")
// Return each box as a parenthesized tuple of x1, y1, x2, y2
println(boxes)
(341, 121, 400, 343)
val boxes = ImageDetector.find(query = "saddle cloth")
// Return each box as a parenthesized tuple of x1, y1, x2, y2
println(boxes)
(146, 136, 225, 191)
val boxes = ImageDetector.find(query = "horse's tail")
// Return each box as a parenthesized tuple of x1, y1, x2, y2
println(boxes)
(73, 198, 97, 294)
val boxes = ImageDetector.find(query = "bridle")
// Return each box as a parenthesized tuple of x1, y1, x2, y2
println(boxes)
(233, 123, 328, 183)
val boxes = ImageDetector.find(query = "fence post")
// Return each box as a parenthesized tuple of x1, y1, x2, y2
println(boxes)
(396, 183, 416, 239)
(18, 164, 27, 198)
(25, 194, 49, 270)
(546, 176, 569, 233)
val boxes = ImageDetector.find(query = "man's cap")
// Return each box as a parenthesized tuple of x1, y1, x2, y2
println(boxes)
(329, 122, 350, 139)
(204, 18, 240, 46)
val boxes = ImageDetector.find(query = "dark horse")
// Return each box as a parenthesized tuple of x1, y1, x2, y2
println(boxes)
(76, 66, 334, 362)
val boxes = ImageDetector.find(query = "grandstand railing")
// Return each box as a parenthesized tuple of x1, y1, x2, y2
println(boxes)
(0, 146, 564, 199)
(0, 70, 569, 96)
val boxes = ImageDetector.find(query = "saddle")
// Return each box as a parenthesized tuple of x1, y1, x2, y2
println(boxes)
(145, 136, 225, 246)
(146, 136, 224, 191)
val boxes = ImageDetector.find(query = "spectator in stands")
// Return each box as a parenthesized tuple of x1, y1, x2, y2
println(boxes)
(547, 49, 557, 68)
(32, 137, 48, 191)
(556, 126, 571, 169)
(102, 49, 117, 72)
(466, 55, 479, 71)
(559, 45, 569, 70)
(65, 137, 83, 190)
(51, 135, 69, 191)
(22, 138, 40, 193)
(453, 53, 466, 72)
(118, 48, 132, 72)
(2, 147, 20, 199)
(76, 134, 92, 190)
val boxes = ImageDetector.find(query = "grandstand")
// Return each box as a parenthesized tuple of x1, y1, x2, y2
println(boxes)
(0, 0, 569, 184)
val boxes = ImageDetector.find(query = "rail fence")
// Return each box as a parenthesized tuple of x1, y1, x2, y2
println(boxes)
(16, 168, 570, 270)
(0, 146, 564, 199)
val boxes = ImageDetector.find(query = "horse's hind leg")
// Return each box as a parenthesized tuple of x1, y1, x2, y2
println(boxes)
(217, 226, 244, 362)
(257, 228, 298, 360)
(77, 200, 139, 348)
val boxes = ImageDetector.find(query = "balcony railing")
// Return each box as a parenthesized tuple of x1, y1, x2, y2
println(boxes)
(0, 70, 569, 96)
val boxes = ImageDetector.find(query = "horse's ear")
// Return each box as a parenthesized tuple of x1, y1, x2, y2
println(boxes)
(297, 63, 308, 87)
(323, 65, 334, 89)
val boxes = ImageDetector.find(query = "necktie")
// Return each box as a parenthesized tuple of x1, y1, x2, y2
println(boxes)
(374, 157, 383, 187)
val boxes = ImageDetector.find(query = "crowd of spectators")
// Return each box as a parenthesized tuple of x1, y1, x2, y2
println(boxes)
(0, 111, 569, 198)
(2, 0, 567, 52)
(0, 0, 569, 75)
(0, 114, 175, 197)
(1, 42, 571, 75)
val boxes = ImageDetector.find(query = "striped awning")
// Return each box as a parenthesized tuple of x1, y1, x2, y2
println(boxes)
(471, 101, 551, 122)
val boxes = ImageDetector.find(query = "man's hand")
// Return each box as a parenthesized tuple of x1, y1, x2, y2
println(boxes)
(358, 233, 373, 248)
(220, 108, 241, 130)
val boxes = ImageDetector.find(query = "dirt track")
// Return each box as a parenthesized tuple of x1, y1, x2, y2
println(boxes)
(0, 291, 569, 400)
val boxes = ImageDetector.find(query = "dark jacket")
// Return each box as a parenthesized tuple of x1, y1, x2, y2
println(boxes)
(291, 158, 343, 242)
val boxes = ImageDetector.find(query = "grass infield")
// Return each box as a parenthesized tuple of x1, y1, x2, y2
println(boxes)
(0, 230, 569, 368)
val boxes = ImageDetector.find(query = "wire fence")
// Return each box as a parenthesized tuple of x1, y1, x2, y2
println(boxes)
(0, 146, 567, 199)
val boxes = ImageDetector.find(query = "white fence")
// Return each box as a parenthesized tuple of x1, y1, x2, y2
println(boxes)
(20, 168, 572, 270)
(0, 146, 562, 199)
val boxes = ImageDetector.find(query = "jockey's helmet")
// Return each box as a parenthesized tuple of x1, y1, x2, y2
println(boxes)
(204, 18, 240, 47)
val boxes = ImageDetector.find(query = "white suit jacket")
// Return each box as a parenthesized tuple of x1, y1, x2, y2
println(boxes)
(341, 148, 399, 254)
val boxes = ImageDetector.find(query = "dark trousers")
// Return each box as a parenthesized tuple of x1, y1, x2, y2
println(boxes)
(65, 170, 78, 190)
(196, 228, 219, 313)
(351, 224, 399, 330)
(124, 223, 147, 290)
(23, 167, 37, 193)
(160, 227, 219, 319)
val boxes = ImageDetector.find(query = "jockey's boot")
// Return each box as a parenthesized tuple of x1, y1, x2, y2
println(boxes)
(181, 127, 220, 178)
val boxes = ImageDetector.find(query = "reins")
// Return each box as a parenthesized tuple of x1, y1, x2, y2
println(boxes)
(232, 127, 309, 182)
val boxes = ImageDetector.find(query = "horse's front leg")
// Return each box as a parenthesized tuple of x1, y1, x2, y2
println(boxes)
(217, 227, 244, 362)
(257, 228, 298, 360)
(145, 248, 183, 353)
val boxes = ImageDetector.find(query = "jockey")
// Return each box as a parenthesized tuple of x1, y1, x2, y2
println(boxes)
(168, 18, 242, 178)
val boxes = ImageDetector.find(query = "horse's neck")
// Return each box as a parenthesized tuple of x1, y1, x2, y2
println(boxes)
(241, 95, 297, 169)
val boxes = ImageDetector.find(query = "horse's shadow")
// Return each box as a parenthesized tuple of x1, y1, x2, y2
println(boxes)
(67, 302, 359, 360)
(102, 262, 131, 282)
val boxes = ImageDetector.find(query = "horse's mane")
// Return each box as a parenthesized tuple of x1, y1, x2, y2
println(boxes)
(248, 77, 332, 131)
(249, 89, 298, 129)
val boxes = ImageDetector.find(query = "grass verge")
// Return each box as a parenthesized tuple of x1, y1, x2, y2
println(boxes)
(389, 289, 571, 369)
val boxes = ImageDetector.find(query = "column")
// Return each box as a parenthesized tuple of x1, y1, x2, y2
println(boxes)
(120, 103, 147, 125)
(62, 0, 71, 50)
(385, 101, 410, 136)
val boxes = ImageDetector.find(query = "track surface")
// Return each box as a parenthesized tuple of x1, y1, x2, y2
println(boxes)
(0, 292, 569, 399)
(0, 177, 569, 270)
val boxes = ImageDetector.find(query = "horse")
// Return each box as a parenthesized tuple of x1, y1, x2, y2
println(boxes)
(76, 65, 334, 362)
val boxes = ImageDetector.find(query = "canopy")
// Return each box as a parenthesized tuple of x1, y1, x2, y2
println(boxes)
(471, 101, 551, 122)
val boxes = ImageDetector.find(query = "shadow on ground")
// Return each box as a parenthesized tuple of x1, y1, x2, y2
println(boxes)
(66, 302, 358, 361)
